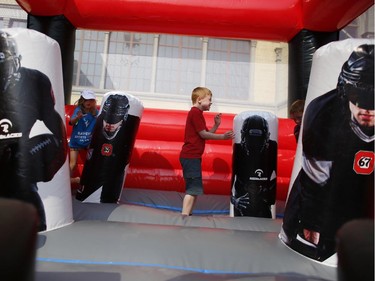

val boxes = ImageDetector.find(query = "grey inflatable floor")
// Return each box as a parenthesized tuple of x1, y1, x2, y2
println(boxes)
(35, 192, 336, 281)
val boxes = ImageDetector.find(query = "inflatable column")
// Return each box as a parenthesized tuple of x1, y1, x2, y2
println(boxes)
(76, 91, 143, 203)
(0, 28, 72, 231)
(230, 111, 278, 219)
(280, 39, 374, 265)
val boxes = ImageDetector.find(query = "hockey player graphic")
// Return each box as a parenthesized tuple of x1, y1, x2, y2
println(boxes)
(77, 94, 140, 203)
(281, 44, 374, 262)
(0, 31, 67, 231)
(231, 115, 277, 218)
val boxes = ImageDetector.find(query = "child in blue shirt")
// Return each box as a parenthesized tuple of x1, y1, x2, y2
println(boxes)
(69, 90, 98, 184)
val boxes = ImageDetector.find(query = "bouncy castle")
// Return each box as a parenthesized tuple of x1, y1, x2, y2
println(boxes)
(0, 1, 373, 280)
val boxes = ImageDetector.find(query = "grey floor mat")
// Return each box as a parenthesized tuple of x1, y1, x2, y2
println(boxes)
(35, 201, 336, 281)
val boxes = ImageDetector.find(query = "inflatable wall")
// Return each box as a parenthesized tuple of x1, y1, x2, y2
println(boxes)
(280, 39, 374, 264)
(0, 28, 73, 231)
(66, 106, 297, 207)
(76, 91, 143, 203)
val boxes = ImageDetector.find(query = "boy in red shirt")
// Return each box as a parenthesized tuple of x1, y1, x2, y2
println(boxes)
(180, 87, 234, 216)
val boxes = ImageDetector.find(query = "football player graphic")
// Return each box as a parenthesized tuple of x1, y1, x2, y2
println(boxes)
(231, 115, 277, 218)
(77, 94, 140, 203)
(281, 44, 374, 262)
(0, 31, 67, 231)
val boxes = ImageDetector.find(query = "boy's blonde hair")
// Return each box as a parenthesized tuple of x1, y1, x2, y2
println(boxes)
(191, 87, 212, 104)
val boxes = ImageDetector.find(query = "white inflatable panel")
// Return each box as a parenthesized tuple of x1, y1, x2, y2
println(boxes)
(1, 28, 73, 231)
(230, 111, 278, 218)
(282, 39, 374, 266)
(288, 38, 375, 194)
(78, 91, 143, 203)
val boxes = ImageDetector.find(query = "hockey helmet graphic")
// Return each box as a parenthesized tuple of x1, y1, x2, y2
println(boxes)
(101, 94, 130, 140)
(241, 115, 270, 154)
(0, 31, 21, 91)
(102, 94, 130, 124)
(338, 44, 374, 110)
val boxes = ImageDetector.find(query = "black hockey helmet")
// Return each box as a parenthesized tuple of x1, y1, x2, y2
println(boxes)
(241, 115, 270, 154)
(101, 94, 130, 124)
(338, 44, 374, 110)
(0, 31, 21, 90)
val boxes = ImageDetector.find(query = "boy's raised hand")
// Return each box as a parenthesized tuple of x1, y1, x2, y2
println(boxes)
(214, 113, 222, 126)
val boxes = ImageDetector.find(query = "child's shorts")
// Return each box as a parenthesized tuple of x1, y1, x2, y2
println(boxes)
(180, 158, 203, 195)
(69, 139, 89, 150)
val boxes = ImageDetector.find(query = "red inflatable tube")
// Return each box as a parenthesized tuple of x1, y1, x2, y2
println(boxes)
(16, 0, 373, 42)
(17, 0, 300, 41)
(302, 0, 373, 31)
(65, 105, 297, 201)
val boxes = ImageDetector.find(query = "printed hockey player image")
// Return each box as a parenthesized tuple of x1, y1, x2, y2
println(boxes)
(231, 115, 277, 218)
(77, 94, 141, 203)
(280, 44, 374, 262)
(0, 31, 67, 231)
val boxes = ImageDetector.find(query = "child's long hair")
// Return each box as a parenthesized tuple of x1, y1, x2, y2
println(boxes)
(74, 96, 97, 115)
(74, 96, 85, 108)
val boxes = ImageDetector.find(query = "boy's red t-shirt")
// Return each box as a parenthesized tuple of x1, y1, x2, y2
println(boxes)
(180, 107, 208, 159)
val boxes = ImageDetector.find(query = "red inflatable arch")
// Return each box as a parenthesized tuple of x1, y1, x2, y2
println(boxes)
(16, 0, 372, 41)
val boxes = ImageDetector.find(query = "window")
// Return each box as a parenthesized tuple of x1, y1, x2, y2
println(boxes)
(106, 32, 154, 91)
(73, 30, 105, 88)
(156, 34, 202, 95)
(206, 38, 250, 101)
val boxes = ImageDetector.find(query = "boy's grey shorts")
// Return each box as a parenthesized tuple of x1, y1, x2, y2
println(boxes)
(180, 158, 203, 195)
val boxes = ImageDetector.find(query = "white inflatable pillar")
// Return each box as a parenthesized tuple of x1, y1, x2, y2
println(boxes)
(0, 28, 73, 231)
(230, 111, 278, 219)
(280, 39, 374, 265)
(77, 91, 143, 203)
